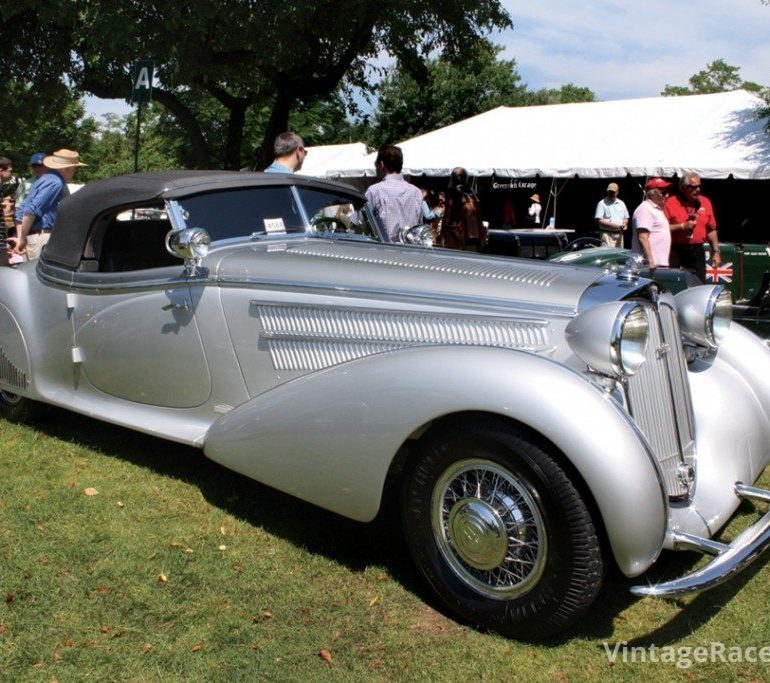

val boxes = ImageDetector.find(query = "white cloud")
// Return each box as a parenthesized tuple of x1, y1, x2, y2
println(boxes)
(496, 0, 770, 99)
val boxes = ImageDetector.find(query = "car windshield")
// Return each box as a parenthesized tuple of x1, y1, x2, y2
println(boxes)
(173, 186, 381, 243)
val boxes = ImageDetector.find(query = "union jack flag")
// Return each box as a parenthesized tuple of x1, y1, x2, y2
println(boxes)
(705, 260, 733, 284)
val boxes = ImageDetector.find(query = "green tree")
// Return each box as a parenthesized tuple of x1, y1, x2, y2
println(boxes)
(2, 0, 511, 170)
(368, 42, 594, 146)
(85, 107, 186, 181)
(525, 84, 596, 106)
(662, 59, 763, 96)
(0, 81, 97, 174)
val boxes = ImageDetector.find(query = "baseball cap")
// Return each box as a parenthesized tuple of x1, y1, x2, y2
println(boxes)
(606, 182, 619, 192)
(29, 152, 46, 165)
(645, 177, 672, 190)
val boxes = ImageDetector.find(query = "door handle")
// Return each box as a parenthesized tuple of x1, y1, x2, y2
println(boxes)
(162, 302, 191, 313)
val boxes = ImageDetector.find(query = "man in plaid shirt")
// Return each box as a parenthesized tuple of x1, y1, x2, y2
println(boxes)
(365, 145, 423, 242)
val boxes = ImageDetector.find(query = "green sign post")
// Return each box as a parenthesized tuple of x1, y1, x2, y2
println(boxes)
(130, 60, 155, 172)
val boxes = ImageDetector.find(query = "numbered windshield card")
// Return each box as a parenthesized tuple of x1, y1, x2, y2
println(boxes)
(263, 218, 286, 234)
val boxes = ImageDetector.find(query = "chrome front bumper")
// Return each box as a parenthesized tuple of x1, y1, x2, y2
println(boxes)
(630, 483, 770, 597)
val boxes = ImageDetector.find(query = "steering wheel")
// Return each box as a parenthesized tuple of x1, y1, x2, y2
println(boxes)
(312, 216, 344, 234)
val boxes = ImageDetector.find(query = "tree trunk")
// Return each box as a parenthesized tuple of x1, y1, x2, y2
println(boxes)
(223, 100, 248, 170)
(254, 92, 294, 170)
(152, 89, 211, 168)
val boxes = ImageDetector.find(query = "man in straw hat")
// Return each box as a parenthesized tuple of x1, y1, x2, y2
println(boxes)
(527, 193, 542, 225)
(11, 149, 86, 260)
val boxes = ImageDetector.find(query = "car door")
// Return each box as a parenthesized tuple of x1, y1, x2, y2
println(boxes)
(70, 211, 213, 412)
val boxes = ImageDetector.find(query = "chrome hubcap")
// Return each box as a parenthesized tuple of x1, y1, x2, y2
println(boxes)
(432, 458, 547, 600)
(447, 499, 508, 570)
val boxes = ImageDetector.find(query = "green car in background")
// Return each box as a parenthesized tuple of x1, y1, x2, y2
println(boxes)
(550, 243, 770, 339)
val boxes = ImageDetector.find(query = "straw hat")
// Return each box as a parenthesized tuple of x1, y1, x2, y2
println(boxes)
(530, 194, 540, 202)
(43, 149, 87, 169)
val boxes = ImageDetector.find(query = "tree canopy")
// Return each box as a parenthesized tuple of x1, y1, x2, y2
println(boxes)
(2, 0, 512, 169)
(662, 59, 763, 96)
(368, 41, 595, 147)
(0, 81, 97, 178)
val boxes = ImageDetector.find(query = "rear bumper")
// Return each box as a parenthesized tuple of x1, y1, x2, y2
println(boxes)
(630, 483, 770, 597)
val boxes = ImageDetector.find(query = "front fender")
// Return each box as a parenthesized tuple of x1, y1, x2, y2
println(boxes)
(203, 345, 667, 576)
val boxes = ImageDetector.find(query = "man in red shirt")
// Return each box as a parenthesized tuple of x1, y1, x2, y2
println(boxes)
(664, 171, 720, 283)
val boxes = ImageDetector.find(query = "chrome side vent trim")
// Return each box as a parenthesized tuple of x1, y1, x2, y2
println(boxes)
(287, 245, 561, 287)
(268, 341, 407, 372)
(626, 301, 695, 498)
(255, 303, 551, 371)
(0, 346, 28, 390)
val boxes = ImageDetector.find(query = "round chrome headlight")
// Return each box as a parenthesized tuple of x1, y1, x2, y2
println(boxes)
(674, 285, 732, 348)
(566, 301, 650, 377)
(614, 304, 649, 375)
(398, 224, 434, 247)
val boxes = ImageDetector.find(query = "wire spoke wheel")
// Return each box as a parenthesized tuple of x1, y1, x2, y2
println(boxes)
(432, 458, 547, 599)
(402, 417, 603, 639)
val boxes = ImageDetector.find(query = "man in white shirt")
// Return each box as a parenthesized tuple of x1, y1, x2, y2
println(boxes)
(595, 182, 629, 248)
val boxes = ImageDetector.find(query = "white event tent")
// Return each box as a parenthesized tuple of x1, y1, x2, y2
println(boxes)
(312, 90, 770, 181)
(297, 142, 370, 177)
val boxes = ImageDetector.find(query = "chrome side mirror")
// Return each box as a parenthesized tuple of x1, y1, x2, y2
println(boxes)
(165, 227, 211, 276)
(397, 224, 434, 248)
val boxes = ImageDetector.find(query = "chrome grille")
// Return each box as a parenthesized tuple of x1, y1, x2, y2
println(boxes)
(626, 301, 695, 498)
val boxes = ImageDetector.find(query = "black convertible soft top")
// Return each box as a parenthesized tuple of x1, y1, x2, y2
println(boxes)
(43, 171, 363, 269)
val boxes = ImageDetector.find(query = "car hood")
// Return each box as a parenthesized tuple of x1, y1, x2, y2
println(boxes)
(208, 239, 617, 315)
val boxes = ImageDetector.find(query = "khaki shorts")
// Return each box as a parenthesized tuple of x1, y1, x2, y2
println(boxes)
(26, 232, 51, 261)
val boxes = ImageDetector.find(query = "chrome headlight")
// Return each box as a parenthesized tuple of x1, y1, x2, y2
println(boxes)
(674, 285, 732, 348)
(397, 224, 434, 247)
(566, 301, 650, 377)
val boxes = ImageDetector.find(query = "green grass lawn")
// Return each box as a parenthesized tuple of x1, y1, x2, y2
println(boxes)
(1, 408, 769, 682)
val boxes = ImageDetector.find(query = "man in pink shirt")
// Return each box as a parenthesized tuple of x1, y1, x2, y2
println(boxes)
(631, 177, 672, 269)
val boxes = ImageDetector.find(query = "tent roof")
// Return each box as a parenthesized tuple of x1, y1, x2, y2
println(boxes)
(298, 142, 370, 177)
(321, 90, 770, 180)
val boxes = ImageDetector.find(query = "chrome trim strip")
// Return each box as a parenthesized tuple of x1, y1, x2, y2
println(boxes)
(233, 278, 576, 318)
(630, 483, 770, 597)
(286, 244, 564, 287)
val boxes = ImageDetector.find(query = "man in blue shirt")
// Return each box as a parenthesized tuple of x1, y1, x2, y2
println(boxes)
(13, 148, 86, 260)
(264, 132, 306, 173)
(14, 152, 47, 206)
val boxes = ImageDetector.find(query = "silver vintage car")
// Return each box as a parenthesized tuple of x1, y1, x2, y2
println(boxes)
(2, 171, 770, 639)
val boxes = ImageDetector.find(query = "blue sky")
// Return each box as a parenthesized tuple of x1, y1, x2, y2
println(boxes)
(86, 0, 770, 118)
(497, 0, 770, 100)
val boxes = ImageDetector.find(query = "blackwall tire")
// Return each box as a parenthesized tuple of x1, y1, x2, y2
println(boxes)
(0, 390, 37, 423)
(402, 416, 603, 640)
